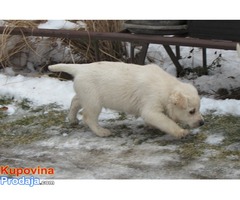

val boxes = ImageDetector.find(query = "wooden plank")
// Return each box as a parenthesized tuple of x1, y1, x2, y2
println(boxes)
(0, 27, 238, 50)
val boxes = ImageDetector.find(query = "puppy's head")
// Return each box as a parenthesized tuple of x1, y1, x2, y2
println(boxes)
(167, 84, 204, 128)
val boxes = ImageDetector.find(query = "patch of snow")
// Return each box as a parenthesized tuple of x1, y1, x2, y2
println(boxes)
(0, 104, 16, 115)
(0, 74, 74, 109)
(191, 128, 201, 135)
(200, 97, 240, 116)
(193, 59, 240, 94)
(188, 163, 206, 171)
(5, 105, 16, 115)
(147, 45, 240, 96)
(38, 20, 85, 30)
(205, 133, 225, 145)
(98, 109, 120, 120)
(3, 67, 16, 76)
(226, 142, 240, 151)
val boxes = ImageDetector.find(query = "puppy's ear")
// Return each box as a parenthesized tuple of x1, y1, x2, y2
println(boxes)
(170, 91, 188, 109)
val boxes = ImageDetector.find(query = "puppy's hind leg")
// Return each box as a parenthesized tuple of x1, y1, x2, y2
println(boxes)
(83, 105, 112, 137)
(67, 95, 82, 124)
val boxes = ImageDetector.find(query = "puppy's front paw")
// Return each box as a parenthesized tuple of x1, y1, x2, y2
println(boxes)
(176, 129, 190, 139)
(95, 128, 112, 137)
(66, 117, 79, 126)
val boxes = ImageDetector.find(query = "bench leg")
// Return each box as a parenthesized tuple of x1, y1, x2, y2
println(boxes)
(130, 43, 149, 65)
(202, 47, 207, 67)
(163, 45, 183, 77)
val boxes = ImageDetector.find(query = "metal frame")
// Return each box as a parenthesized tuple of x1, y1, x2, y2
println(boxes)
(0, 26, 238, 76)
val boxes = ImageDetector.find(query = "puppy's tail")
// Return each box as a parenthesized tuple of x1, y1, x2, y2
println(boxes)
(237, 43, 240, 57)
(48, 63, 80, 77)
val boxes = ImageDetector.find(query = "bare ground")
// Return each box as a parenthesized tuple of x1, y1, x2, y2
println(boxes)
(1, 97, 240, 179)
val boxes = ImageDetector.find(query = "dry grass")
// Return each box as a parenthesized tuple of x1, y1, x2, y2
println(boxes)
(0, 20, 44, 68)
(0, 20, 126, 69)
(64, 20, 126, 63)
(3, 20, 44, 28)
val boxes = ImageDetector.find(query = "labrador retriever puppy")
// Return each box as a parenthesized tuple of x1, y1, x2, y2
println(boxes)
(49, 62, 204, 138)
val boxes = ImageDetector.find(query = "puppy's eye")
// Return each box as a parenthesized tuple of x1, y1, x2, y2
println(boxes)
(189, 109, 196, 115)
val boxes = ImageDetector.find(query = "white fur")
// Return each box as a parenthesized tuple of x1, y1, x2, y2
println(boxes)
(49, 61, 204, 138)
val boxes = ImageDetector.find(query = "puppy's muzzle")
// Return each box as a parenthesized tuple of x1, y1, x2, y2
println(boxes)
(199, 119, 204, 126)
(190, 118, 204, 128)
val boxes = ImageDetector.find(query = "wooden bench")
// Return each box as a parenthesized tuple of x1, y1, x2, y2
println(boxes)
(0, 26, 238, 76)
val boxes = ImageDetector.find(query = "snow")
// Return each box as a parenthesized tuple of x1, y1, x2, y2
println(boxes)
(200, 97, 240, 116)
(0, 73, 120, 119)
(0, 74, 74, 109)
(38, 20, 86, 30)
(205, 133, 225, 145)
(1, 71, 240, 117)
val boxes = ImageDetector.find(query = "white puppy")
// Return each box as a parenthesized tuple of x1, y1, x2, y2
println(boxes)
(49, 62, 204, 138)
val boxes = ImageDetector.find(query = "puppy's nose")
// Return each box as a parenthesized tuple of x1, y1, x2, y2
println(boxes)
(199, 120, 204, 126)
